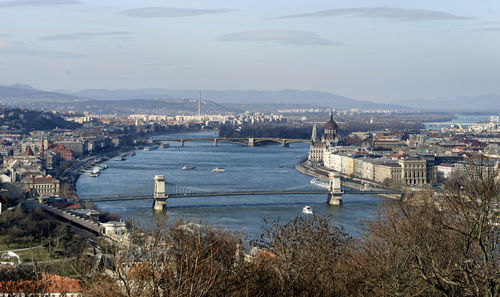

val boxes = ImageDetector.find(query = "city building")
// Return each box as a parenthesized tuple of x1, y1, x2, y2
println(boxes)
(308, 112, 339, 164)
(25, 176, 60, 197)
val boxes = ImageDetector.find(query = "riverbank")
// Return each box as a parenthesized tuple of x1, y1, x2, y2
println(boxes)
(61, 128, 214, 202)
(295, 157, 402, 200)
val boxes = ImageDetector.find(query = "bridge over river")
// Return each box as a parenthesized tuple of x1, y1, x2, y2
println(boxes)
(82, 174, 402, 210)
(152, 137, 312, 147)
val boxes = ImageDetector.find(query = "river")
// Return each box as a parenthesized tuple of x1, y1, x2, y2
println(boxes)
(425, 113, 496, 130)
(76, 131, 382, 238)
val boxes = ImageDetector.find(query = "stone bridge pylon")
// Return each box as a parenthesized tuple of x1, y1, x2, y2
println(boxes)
(327, 172, 343, 205)
(153, 175, 167, 211)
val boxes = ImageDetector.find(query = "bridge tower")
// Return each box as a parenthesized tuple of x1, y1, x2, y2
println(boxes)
(282, 139, 289, 147)
(327, 172, 343, 205)
(248, 137, 255, 147)
(153, 175, 167, 211)
(213, 138, 217, 147)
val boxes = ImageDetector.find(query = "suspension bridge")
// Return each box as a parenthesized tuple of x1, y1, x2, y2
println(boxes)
(82, 174, 402, 210)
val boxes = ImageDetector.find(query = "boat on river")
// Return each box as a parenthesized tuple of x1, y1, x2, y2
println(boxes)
(144, 145, 159, 151)
(182, 164, 196, 170)
(302, 205, 313, 215)
(211, 168, 226, 173)
(310, 178, 329, 189)
(160, 143, 170, 149)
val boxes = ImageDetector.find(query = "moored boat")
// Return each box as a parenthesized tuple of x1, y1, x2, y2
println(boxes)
(144, 145, 159, 151)
(182, 164, 196, 170)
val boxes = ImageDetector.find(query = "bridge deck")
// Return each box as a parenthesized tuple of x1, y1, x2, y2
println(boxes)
(85, 189, 401, 202)
(152, 137, 311, 143)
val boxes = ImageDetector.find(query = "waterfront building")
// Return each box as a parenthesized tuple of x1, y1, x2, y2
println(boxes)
(398, 158, 427, 185)
(308, 112, 339, 164)
(54, 140, 87, 157)
(49, 144, 73, 161)
(321, 111, 339, 147)
(26, 176, 60, 197)
(374, 162, 402, 183)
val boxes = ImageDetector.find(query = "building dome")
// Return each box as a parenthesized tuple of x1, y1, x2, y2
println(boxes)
(324, 112, 338, 132)
(325, 117, 338, 131)
(321, 111, 339, 146)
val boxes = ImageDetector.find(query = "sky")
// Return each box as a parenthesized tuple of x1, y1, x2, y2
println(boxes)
(0, 0, 499, 103)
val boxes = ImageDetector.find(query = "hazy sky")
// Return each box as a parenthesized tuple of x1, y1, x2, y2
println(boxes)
(0, 0, 499, 102)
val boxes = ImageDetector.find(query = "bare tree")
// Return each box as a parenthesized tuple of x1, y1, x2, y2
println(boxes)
(83, 220, 244, 297)
(346, 160, 500, 297)
(244, 216, 351, 297)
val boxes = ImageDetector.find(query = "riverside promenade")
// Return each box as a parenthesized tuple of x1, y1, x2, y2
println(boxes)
(295, 157, 402, 199)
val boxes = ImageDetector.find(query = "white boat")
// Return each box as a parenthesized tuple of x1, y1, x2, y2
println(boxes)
(160, 143, 170, 149)
(310, 178, 329, 189)
(144, 145, 159, 151)
(91, 166, 101, 174)
(302, 205, 313, 215)
(90, 172, 99, 178)
(211, 168, 226, 173)
(114, 156, 126, 161)
(182, 164, 196, 170)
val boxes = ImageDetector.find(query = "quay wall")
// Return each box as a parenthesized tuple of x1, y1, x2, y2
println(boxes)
(295, 157, 401, 200)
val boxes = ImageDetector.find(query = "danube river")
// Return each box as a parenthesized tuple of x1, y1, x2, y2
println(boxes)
(77, 131, 382, 238)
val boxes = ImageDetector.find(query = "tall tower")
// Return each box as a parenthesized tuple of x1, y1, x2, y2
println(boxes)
(311, 123, 318, 143)
(197, 91, 201, 116)
(39, 132, 45, 156)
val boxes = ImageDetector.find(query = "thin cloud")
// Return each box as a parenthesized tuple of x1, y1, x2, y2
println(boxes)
(218, 30, 341, 46)
(0, 0, 80, 8)
(119, 7, 234, 18)
(0, 40, 86, 59)
(275, 7, 471, 21)
(474, 27, 500, 32)
(39, 31, 133, 41)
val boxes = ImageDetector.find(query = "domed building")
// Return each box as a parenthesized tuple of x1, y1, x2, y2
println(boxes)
(308, 111, 339, 164)
(321, 112, 339, 147)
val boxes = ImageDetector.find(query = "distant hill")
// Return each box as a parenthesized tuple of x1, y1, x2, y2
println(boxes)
(28, 98, 234, 115)
(61, 88, 406, 110)
(393, 94, 500, 112)
(0, 84, 82, 103)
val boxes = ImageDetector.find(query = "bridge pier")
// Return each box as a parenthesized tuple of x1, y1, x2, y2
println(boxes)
(327, 172, 343, 205)
(213, 138, 217, 147)
(153, 175, 168, 211)
(248, 137, 255, 147)
(282, 140, 289, 147)
(180, 139, 184, 147)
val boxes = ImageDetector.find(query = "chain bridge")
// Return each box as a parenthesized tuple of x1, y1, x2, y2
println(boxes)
(83, 174, 402, 211)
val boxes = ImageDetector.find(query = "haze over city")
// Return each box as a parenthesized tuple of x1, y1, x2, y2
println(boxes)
(1, 0, 500, 103)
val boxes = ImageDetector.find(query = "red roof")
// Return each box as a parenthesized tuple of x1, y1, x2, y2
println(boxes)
(30, 177, 56, 183)
(0, 273, 81, 293)
(64, 203, 82, 209)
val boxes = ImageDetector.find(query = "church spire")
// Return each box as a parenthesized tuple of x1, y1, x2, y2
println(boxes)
(311, 123, 318, 143)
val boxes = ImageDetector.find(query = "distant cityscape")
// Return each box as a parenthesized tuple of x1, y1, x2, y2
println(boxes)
(1, 89, 499, 296)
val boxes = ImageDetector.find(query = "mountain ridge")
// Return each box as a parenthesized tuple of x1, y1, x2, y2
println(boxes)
(59, 88, 406, 110)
